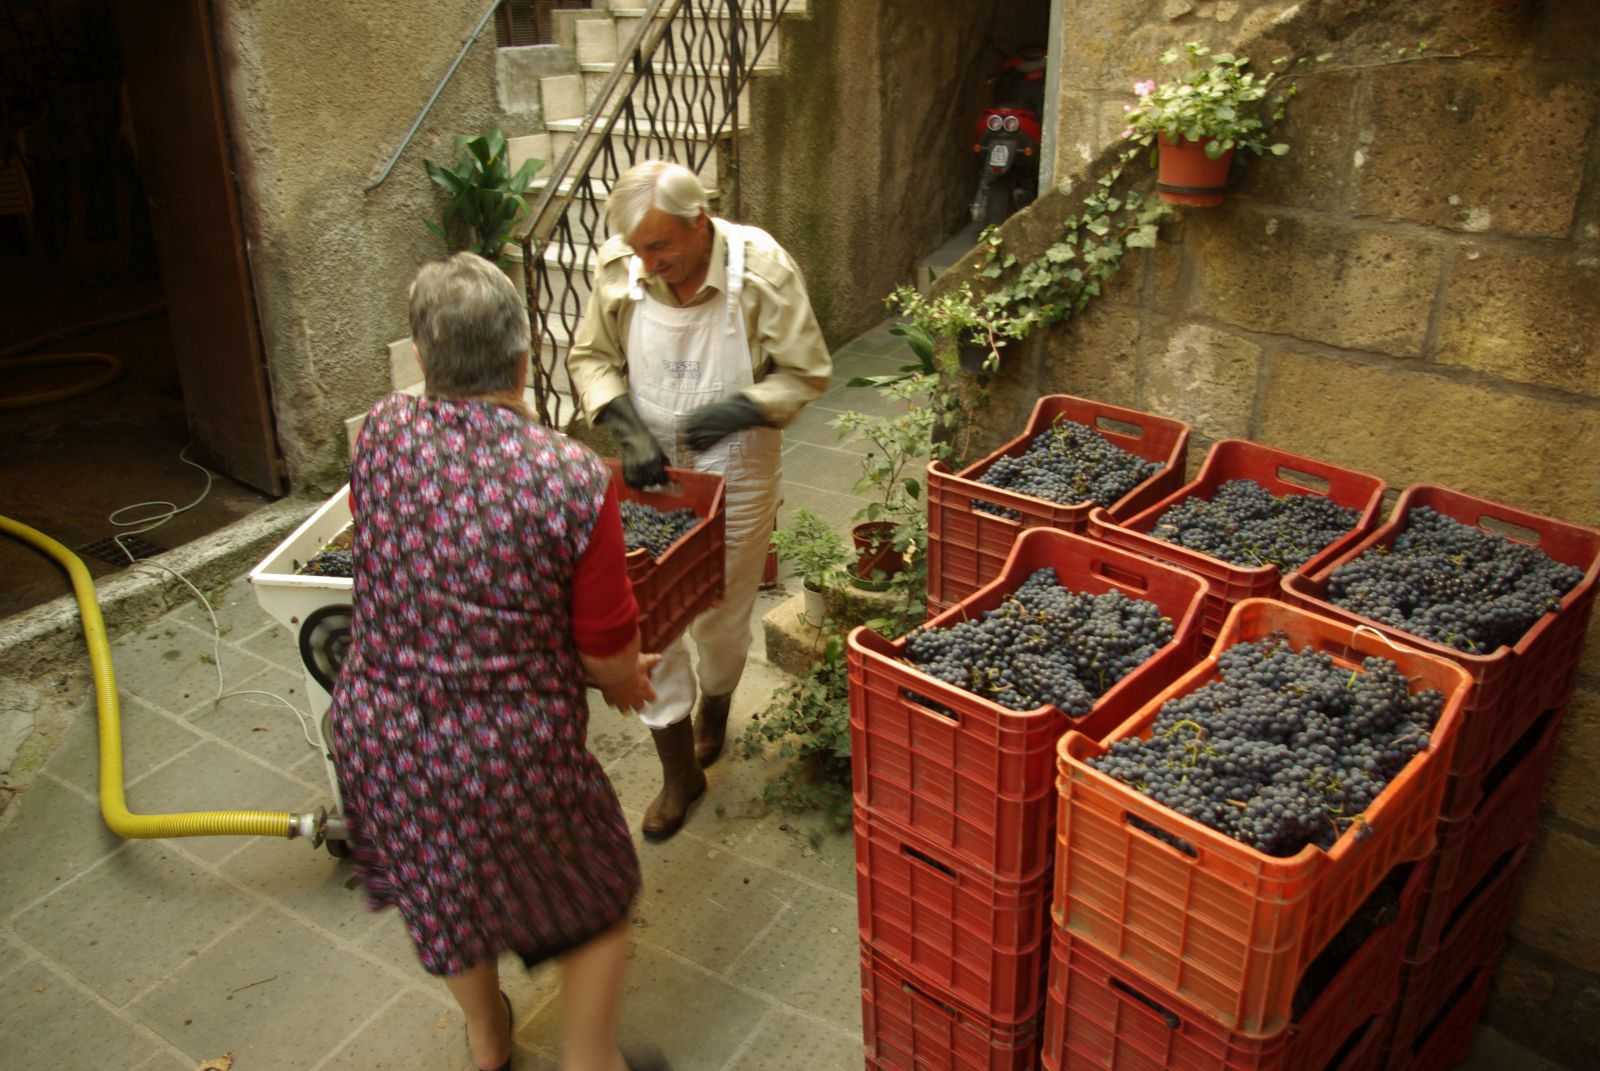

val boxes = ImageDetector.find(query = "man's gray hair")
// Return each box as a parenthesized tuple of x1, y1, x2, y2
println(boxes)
(408, 251, 530, 396)
(605, 160, 709, 241)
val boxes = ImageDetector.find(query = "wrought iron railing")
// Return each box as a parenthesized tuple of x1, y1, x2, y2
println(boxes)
(517, 0, 793, 428)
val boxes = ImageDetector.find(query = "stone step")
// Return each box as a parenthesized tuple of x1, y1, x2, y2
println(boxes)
(609, 0, 810, 20)
(611, 13, 782, 68)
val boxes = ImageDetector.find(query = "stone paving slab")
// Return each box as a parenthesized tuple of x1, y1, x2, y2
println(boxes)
(45, 692, 207, 798)
(128, 906, 394, 1069)
(0, 774, 125, 910)
(724, 1004, 864, 1071)
(0, 958, 166, 1068)
(13, 839, 258, 1006)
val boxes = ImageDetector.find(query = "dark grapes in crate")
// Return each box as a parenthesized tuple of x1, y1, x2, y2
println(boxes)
(1148, 478, 1362, 570)
(1090, 632, 1445, 857)
(972, 419, 1159, 520)
(299, 549, 354, 577)
(1326, 506, 1586, 655)
(620, 501, 700, 559)
(902, 566, 1174, 716)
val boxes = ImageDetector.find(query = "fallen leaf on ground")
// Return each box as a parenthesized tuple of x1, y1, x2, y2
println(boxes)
(196, 1053, 234, 1070)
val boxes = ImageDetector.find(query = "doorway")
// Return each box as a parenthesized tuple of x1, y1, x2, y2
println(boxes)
(0, 0, 280, 621)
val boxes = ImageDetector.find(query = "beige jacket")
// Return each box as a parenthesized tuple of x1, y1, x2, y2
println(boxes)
(565, 220, 832, 427)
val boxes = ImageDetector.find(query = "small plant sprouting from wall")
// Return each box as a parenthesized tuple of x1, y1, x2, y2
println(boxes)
(972, 43, 1299, 339)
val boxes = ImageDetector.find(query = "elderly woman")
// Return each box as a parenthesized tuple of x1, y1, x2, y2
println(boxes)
(330, 252, 663, 1071)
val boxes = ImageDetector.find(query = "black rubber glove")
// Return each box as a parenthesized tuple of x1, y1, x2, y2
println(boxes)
(684, 394, 767, 452)
(597, 395, 669, 488)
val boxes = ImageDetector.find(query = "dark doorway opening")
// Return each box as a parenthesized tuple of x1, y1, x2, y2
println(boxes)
(0, 0, 279, 622)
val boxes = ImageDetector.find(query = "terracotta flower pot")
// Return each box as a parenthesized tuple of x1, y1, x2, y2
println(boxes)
(851, 520, 901, 587)
(1156, 132, 1233, 207)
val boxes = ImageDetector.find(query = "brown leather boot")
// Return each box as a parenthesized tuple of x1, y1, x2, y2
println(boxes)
(643, 718, 707, 840)
(693, 692, 733, 767)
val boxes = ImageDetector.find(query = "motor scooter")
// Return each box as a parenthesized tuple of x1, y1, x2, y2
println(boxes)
(970, 45, 1047, 227)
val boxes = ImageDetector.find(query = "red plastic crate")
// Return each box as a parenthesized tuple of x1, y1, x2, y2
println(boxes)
(1040, 892, 1412, 1071)
(1055, 599, 1472, 1035)
(1328, 1007, 1392, 1071)
(1392, 842, 1527, 1062)
(1282, 484, 1600, 808)
(1090, 439, 1387, 638)
(1408, 707, 1562, 958)
(926, 394, 1190, 610)
(605, 460, 726, 653)
(1389, 955, 1497, 1071)
(849, 527, 1210, 880)
(855, 808, 1051, 1025)
(861, 950, 1041, 1071)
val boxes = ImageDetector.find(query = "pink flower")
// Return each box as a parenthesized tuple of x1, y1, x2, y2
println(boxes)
(1119, 127, 1134, 139)
(1134, 79, 1157, 98)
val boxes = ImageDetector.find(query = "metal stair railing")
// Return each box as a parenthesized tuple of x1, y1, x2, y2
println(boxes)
(517, 0, 792, 428)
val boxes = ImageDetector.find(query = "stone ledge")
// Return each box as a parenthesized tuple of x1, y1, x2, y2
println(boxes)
(0, 497, 321, 682)
(760, 583, 913, 677)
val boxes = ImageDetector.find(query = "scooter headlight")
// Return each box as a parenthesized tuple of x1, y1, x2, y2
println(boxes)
(986, 114, 1004, 132)
(1003, 115, 1020, 133)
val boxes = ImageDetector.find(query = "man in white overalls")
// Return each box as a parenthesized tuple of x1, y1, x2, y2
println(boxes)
(568, 160, 832, 839)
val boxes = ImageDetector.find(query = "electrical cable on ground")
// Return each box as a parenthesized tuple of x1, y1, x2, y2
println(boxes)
(0, 445, 327, 841)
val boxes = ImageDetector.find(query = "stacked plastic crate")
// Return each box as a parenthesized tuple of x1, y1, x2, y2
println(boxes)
(924, 394, 1191, 617)
(1046, 599, 1475, 1071)
(850, 526, 1211, 1070)
(1088, 439, 1390, 641)
(1282, 485, 1600, 1070)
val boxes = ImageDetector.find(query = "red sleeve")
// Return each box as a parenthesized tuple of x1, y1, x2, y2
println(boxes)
(571, 483, 640, 657)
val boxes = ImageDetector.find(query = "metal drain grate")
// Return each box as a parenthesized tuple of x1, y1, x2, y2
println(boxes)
(76, 535, 167, 565)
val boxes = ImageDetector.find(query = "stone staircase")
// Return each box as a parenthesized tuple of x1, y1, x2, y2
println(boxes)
(347, 0, 808, 454)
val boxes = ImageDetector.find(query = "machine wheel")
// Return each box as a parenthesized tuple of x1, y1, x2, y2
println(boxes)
(298, 604, 353, 693)
(981, 178, 1015, 227)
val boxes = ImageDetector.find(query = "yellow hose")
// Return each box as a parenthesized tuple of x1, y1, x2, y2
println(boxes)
(1, 513, 295, 839)
(0, 352, 125, 409)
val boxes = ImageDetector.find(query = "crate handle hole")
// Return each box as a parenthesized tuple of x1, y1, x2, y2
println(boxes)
(901, 844, 959, 879)
(1477, 514, 1541, 546)
(1095, 415, 1144, 439)
(970, 500, 1023, 524)
(901, 688, 961, 723)
(1275, 466, 1330, 495)
(1110, 978, 1182, 1029)
(1126, 812, 1198, 858)
(1093, 560, 1149, 592)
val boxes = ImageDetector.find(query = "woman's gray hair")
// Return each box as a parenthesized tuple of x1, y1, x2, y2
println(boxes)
(408, 251, 530, 396)
(605, 160, 708, 241)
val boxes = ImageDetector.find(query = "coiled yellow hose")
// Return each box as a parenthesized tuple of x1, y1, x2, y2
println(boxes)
(1, 513, 296, 839)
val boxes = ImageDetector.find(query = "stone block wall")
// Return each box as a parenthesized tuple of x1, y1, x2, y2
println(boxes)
(947, 0, 1600, 1064)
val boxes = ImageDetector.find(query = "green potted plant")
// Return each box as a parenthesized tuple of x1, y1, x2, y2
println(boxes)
(831, 371, 939, 591)
(770, 507, 851, 624)
(1121, 42, 1290, 206)
(885, 283, 1035, 376)
(423, 125, 542, 266)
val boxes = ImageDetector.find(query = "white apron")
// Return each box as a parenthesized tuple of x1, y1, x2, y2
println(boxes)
(627, 219, 782, 728)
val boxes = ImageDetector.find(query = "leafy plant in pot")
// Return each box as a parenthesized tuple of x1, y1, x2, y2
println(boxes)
(886, 283, 1035, 378)
(831, 372, 938, 593)
(423, 125, 542, 267)
(1122, 42, 1291, 207)
(769, 507, 850, 626)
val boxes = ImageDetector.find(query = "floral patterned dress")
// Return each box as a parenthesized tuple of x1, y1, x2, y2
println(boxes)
(329, 393, 641, 977)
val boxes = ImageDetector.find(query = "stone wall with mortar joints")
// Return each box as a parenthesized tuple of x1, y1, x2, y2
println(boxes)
(738, 0, 1022, 348)
(945, 0, 1600, 1063)
(217, 0, 516, 494)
